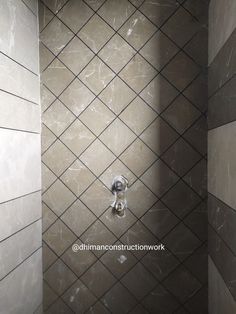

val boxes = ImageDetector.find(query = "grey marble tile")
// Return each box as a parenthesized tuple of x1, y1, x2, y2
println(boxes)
(0, 191, 41, 242)
(209, 256, 236, 314)
(0, 249, 42, 314)
(209, 0, 236, 64)
(209, 225, 236, 299)
(208, 76, 236, 129)
(0, 130, 41, 203)
(0, 220, 41, 280)
(209, 193, 236, 255)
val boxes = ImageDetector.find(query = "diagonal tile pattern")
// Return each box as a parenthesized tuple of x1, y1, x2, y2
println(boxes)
(40, 0, 208, 311)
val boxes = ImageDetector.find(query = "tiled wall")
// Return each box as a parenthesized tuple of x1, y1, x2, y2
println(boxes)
(0, 0, 42, 313)
(208, 0, 236, 313)
(40, 0, 208, 313)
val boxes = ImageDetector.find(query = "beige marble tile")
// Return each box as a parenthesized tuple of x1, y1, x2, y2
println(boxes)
(79, 98, 115, 136)
(100, 118, 136, 156)
(78, 15, 114, 53)
(118, 11, 157, 50)
(41, 84, 56, 112)
(42, 203, 57, 233)
(39, 42, 54, 72)
(41, 125, 56, 154)
(84, 0, 106, 11)
(79, 57, 115, 95)
(119, 54, 157, 93)
(99, 76, 136, 114)
(41, 0, 67, 14)
(58, 0, 93, 33)
(98, 34, 135, 73)
(41, 163, 56, 192)
(38, 1, 54, 31)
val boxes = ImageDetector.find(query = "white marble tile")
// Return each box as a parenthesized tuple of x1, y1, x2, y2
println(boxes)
(0, 192, 41, 242)
(209, 0, 236, 63)
(0, 0, 39, 73)
(0, 220, 41, 280)
(0, 53, 39, 103)
(0, 129, 41, 203)
(0, 91, 40, 132)
(0, 248, 42, 314)
(208, 121, 236, 210)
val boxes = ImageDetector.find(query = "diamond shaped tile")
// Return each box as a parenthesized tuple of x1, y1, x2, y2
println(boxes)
(79, 98, 115, 136)
(100, 207, 137, 237)
(58, 37, 94, 75)
(81, 260, 116, 298)
(139, 0, 180, 27)
(43, 202, 57, 233)
(119, 54, 157, 93)
(163, 265, 201, 303)
(100, 119, 136, 156)
(61, 239, 97, 277)
(128, 180, 158, 218)
(161, 51, 200, 91)
(140, 117, 179, 156)
(86, 301, 111, 314)
(43, 281, 58, 310)
(80, 180, 113, 217)
(101, 282, 136, 314)
(42, 99, 75, 136)
(80, 140, 116, 176)
(39, 2, 54, 32)
(60, 119, 95, 156)
(183, 116, 207, 156)
(40, 17, 74, 55)
(78, 15, 114, 53)
(183, 74, 207, 113)
(43, 220, 77, 256)
(61, 159, 96, 196)
(142, 284, 180, 314)
(120, 97, 157, 135)
(183, 0, 209, 26)
(184, 286, 208, 314)
(98, 34, 135, 73)
(43, 180, 76, 216)
(141, 248, 179, 281)
(140, 31, 179, 70)
(59, 79, 95, 116)
(141, 159, 179, 197)
(162, 138, 201, 176)
(42, 59, 74, 96)
(141, 201, 179, 239)
(84, 0, 106, 11)
(98, 0, 135, 30)
(162, 7, 200, 47)
(45, 298, 74, 314)
(163, 223, 201, 261)
(120, 139, 156, 177)
(119, 11, 157, 50)
(41, 125, 57, 154)
(100, 241, 137, 279)
(183, 159, 207, 198)
(62, 280, 97, 313)
(80, 220, 117, 257)
(162, 180, 201, 218)
(42, 162, 57, 193)
(120, 221, 157, 259)
(41, 0, 68, 14)
(42, 140, 76, 176)
(44, 259, 77, 295)
(40, 42, 55, 72)
(58, 0, 93, 33)
(99, 76, 136, 114)
(41, 85, 56, 112)
(79, 57, 115, 94)
(121, 262, 157, 300)
(130, 304, 149, 314)
(161, 95, 201, 134)
(43, 242, 58, 272)
(100, 159, 137, 189)
(140, 75, 178, 113)
(61, 200, 96, 237)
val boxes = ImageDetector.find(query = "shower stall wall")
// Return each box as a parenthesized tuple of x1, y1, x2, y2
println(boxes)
(40, 0, 208, 313)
